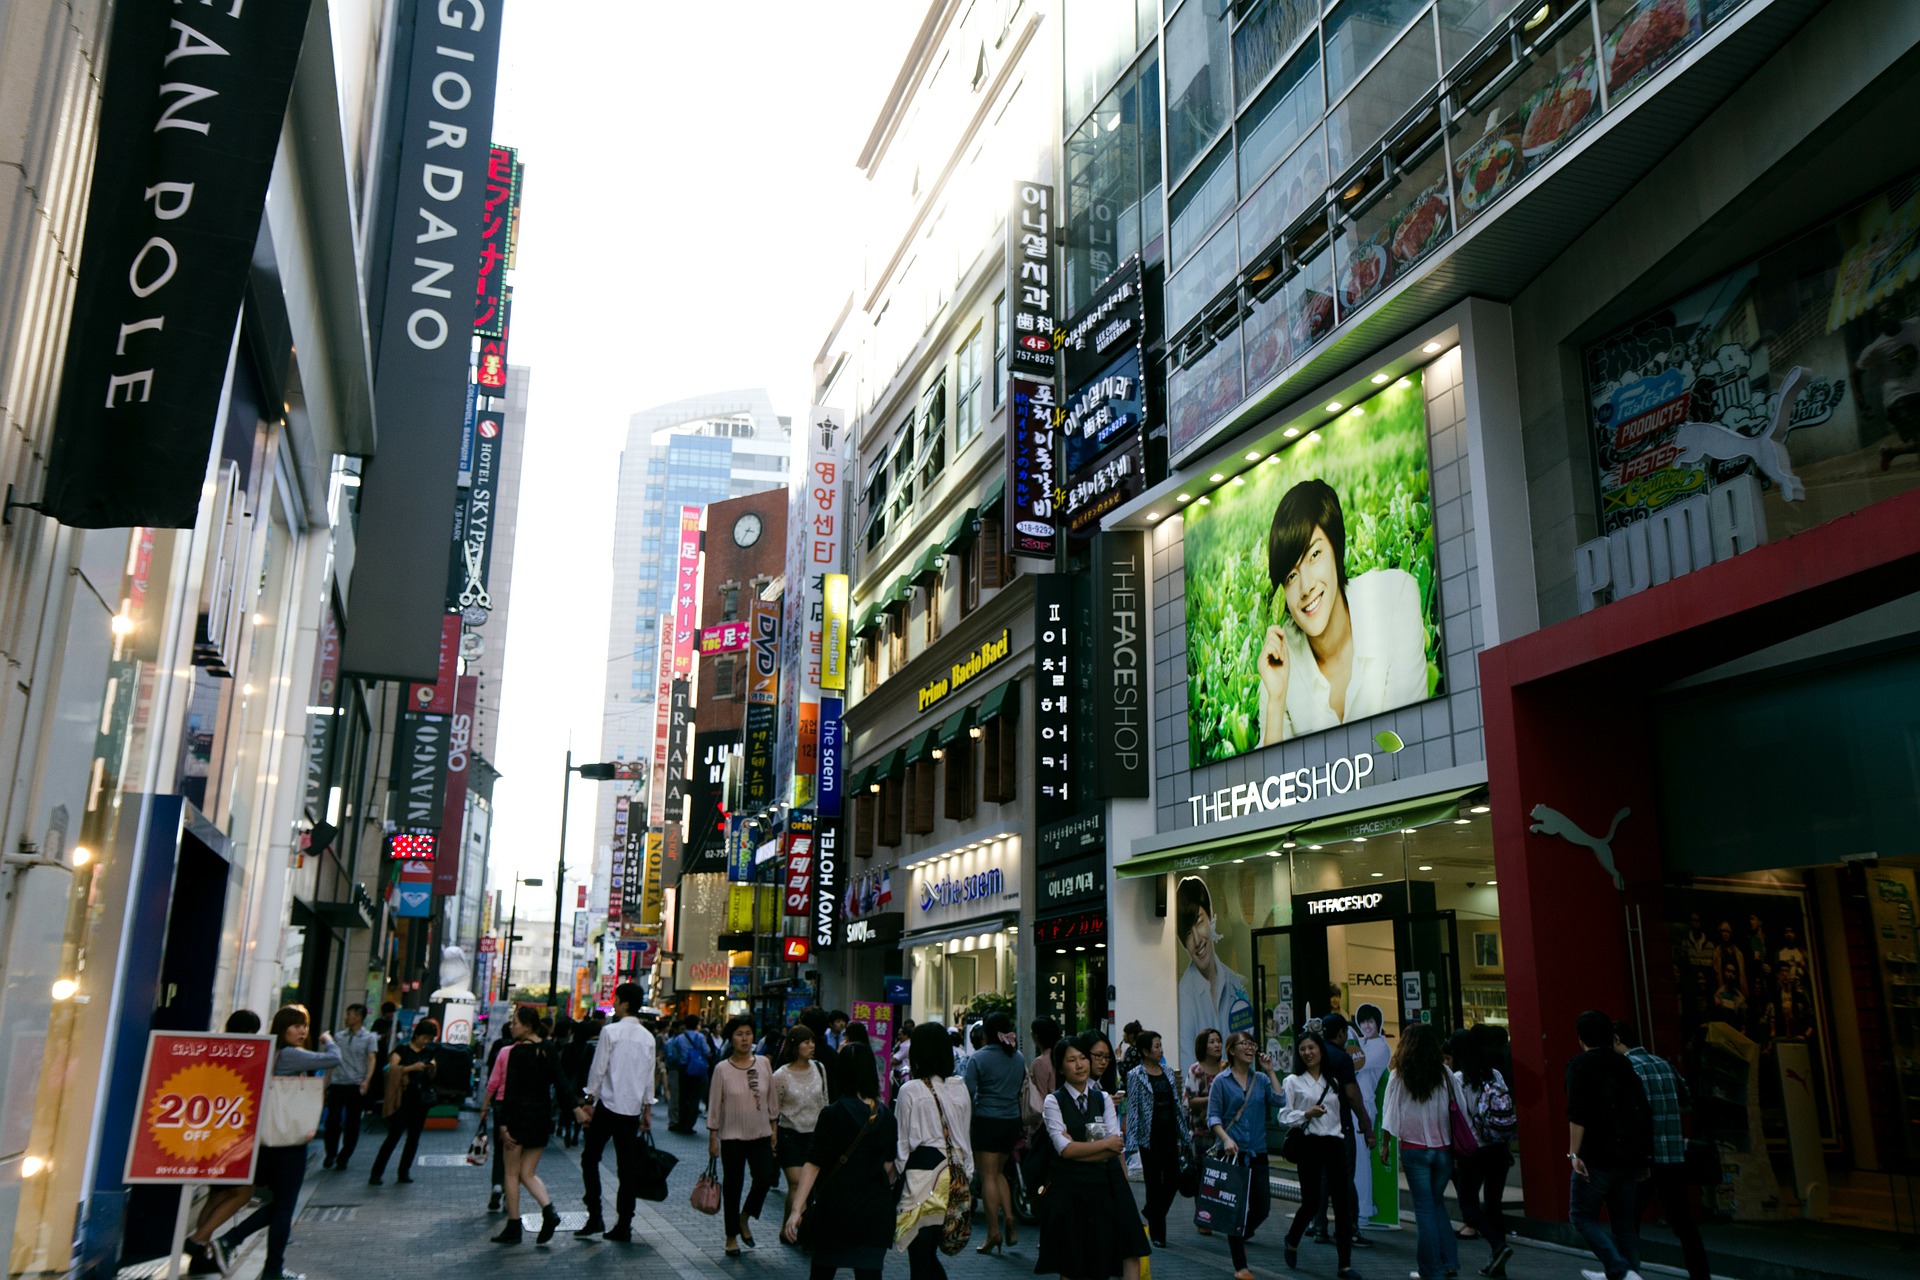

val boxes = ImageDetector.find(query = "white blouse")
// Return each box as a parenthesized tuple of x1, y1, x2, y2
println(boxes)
(1041, 1081, 1121, 1154)
(774, 1060, 829, 1133)
(1381, 1069, 1469, 1149)
(894, 1075, 974, 1179)
(1278, 1071, 1344, 1138)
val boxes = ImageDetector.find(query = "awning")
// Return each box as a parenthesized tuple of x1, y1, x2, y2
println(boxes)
(1287, 787, 1481, 845)
(981, 475, 1005, 513)
(942, 508, 977, 552)
(910, 546, 944, 584)
(936, 705, 975, 747)
(888, 576, 914, 605)
(878, 748, 906, 781)
(847, 765, 873, 794)
(1115, 832, 1301, 880)
(854, 604, 883, 637)
(905, 730, 937, 763)
(977, 678, 1018, 723)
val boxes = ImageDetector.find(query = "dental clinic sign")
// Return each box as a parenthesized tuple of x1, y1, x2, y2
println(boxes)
(1186, 752, 1376, 828)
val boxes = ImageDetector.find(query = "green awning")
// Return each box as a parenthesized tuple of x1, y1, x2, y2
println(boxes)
(853, 605, 882, 637)
(942, 508, 978, 552)
(976, 678, 1019, 723)
(889, 576, 914, 604)
(1287, 787, 1482, 846)
(1116, 836, 1300, 880)
(910, 546, 944, 583)
(981, 475, 1006, 513)
(936, 705, 975, 747)
(878, 748, 906, 781)
(905, 730, 937, 763)
(847, 765, 874, 794)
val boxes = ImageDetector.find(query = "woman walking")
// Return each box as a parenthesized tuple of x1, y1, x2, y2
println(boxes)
(782, 1045, 898, 1280)
(1086, 1033, 1120, 1095)
(369, 1019, 439, 1185)
(1037, 1033, 1151, 1280)
(776, 1024, 831, 1200)
(1208, 1030, 1283, 1280)
(217, 1006, 341, 1280)
(1382, 1023, 1469, 1280)
(1448, 1030, 1514, 1278)
(481, 1006, 569, 1244)
(963, 1011, 1026, 1250)
(1280, 1032, 1364, 1280)
(894, 1022, 974, 1280)
(708, 1015, 780, 1255)
(1185, 1028, 1226, 1237)
(1122, 1029, 1192, 1247)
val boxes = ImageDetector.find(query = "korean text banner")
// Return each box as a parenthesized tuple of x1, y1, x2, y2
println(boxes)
(1007, 377, 1060, 561)
(1183, 374, 1441, 766)
(42, 0, 314, 528)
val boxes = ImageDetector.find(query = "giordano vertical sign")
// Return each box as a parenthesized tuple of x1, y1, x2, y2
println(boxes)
(915, 630, 1011, 712)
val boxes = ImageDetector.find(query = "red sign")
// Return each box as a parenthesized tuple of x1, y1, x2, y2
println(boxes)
(433, 672, 479, 894)
(698, 620, 750, 655)
(477, 936, 498, 953)
(124, 1033, 272, 1184)
(474, 145, 519, 338)
(781, 937, 811, 963)
(577, 886, 589, 908)
(387, 831, 436, 860)
(783, 832, 814, 915)
(406, 615, 461, 714)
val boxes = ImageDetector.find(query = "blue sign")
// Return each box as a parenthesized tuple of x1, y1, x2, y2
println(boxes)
(883, 975, 911, 1004)
(726, 815, 752, 884)
(818, 697, 843, 817)
(728, 966, 751, 997)
(1064, 348, 1144, 475)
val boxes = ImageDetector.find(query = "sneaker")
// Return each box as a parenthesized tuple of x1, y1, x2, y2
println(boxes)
(320, 1155, 334, 1169)
(1580, 1271, 1609, 1280)
(1350, 1234, 1376, 1249)
(208, 1237, 233, 1276)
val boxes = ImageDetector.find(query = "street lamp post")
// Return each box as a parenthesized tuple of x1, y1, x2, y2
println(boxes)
(552, 753, 625, 1017)
(500, 875, 543, 1002)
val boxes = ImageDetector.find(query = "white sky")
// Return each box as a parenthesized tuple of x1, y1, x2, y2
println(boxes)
(481, 3, 925, 888)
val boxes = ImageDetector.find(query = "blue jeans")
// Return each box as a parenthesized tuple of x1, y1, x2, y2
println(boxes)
(1570, 1164, 1642, 1279)
(1402, 1146, 1459, 1280)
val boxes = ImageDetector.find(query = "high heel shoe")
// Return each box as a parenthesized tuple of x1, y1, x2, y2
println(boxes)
(976, 1238, 1003, 1255)
(1004, 1223, 1019, 1247)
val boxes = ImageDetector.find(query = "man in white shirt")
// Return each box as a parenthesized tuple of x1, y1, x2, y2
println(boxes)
(575, 984, 657, 1241)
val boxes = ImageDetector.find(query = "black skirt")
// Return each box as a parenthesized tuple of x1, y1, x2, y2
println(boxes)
(1035, 1158, 1151, 1278)
(972, 1115, 1022, 1155)
(499, 1102, 552, 1150)
(778, 1125, 815, 1167)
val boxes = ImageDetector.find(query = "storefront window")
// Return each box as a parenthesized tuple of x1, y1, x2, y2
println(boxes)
(1323, 0, 1428, 105)
(1446, 10, 1598, 232)
(1166, 0, 1234, 181)
(1067, 64, 1154, 315)
(1325, 18, 1439, 176)
(910, 930, 1017, 1028)
(1237, 41, 1324, 198)
(1167, 324, 1244, 453)
(1170, 138, 1237, 269)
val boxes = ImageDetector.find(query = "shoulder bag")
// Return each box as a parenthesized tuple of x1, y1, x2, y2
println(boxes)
(1447, 1075, 1481, 1157)
(798, 1100, 880, 1247)
(691, 1155, 723, 1214)
(260, 1074, 327, 1147)
(1019, 1060, 1045, 1129)
(927, 1085, 973, 1256)
(1279, 1077, 1331, 1165)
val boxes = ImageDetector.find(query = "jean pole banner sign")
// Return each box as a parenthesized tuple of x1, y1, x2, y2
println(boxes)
(821, 574, 849, 692)
(344, 0, 504, 683)
(1008, 376, 1061, 560)
(302, 607, 342, 821)
(433, 674, 479, 894)
(475, 144, 519, 337)
(784, 825, 814, 917)
(664, 678, 691, 823)
(818, 697, 844, 818)
(449, 408, 505, 617)
(1095, 532, 1149, 797)
(392, 711, 451, 829)
(1008, 181, 1057, 377)
(698, 621, 750, 655)
(1062, 255, 1143, 389)
(123, 1032, 274, 1184)
(41, 0, 314, 528)
(812, 814, 841, 952)
(1184, 372, 1442, 766)
(1034, 574, 1074, 823)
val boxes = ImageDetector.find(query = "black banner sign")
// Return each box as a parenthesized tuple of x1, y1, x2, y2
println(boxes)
(1041, 853, 1104, 912)
(41, 0, 314, 527)
(1095, 532, 1150, 797)
(1062, 430, 1145, 533)
(391, 711, 450, 829)
(1008, 376, 1059, 560)
(744, 704, 776, 806)
(345, 0, 504, 681)
(621, 821, 644, 921)
(447, 408, 503, 615)
(1034, 574, 1073, 824)
(1007, 181, 1056, 376)
(1061, 256, 1143, 389)
(1064, 349, 1145, 476)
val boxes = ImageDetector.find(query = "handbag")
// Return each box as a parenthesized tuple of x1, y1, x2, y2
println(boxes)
(928, 1087, 973, 1256)
(690, 1156, 722, 1214)
(1193, 1150, 1252, 1235)
(260, 1075, 326, 1147)
(1019, 1061, 1045, 1130)
(1447, 1078, 1481, 1156)
(634, 1129, 679, 1202)
(464, 1118, 491, 1165)
(798, 1100, 880, 1248)
(1279, 1078, 1331, 1165)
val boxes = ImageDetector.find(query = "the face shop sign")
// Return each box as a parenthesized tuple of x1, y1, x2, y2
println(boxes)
(1186, 752, 1375, 827)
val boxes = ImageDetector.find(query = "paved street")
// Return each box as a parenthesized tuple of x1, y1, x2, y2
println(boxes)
(228, 1106, 1636, 1280)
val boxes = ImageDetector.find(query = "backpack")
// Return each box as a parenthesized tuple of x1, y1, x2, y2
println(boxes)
(1474, 1070, 1518, 1143)
(665, 1033, 687, 1071)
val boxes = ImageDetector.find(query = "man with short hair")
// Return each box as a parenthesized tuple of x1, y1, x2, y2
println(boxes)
(1613, 1023, 1708, 1280)
(667, 1015, 710, 1132)
(826, 1010, 849, 1051)
(1306, 1012, 1376, 1249)
(1565, 1010, 1652, 1280)
(322, 1004, 378, 1172)
(577, 983, 657, 1241)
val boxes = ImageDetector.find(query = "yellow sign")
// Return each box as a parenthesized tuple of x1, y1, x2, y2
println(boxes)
(822, 574, 849, 691)
(726, 885, 780, 933)
(915, 629, 1011, 712)
(641, 832, 664, 927)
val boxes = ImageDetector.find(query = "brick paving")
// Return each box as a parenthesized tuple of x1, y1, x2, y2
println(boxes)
(228, 1107, 1635, 1280)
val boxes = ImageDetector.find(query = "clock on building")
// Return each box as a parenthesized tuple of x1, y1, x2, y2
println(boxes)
(732, 512, 763, 547)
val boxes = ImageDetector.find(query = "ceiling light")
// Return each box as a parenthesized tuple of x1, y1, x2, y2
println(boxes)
(1370, 871, 1385, 878)
(1232, 858, 1246, 864)
(1094, 942, 1107, 949)
(1524, 4, 1552, 32)
(1196, 496, 1210, 505)
(1230, 476, 1245, 486)
(251, 613, 268, 627)
(1418, 865, 1434, 872)
(1074, 945, 1087, 952)
(1371, 373, 1390, 384)
(1487, 879, 1498, 886)
(1308, 844, 1323, 851)
(1325, 401, 1342, 412)
(20, 1157, 46, 1178)
(1403, 829, 1419, 835)
(1469, 805, 1490, 814)
(1267, 851, 1282, 858)
(931, 748, 944, 760)
(71, 846, 93, 868)
(1396, 377, 1412, 388)
(1284, 427, 1300, 439)
(1454, 818, 1471, 825)
(1177, 493, 1192, 502)
(1056, 948, 1068, 955)
(1282, 841, 1296, 849)
(1209, 473, 1226, 483)
(1352, 836, 1366, 843)
(1264, 454, 1281, 464)
(1423, 341, 1442, 354)
(1245, 451, 1261, 462)
(1147, 512, 1161, 521)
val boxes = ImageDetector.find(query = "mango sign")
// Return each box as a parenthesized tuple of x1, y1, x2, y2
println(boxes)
(124, 1032, 273, 1184)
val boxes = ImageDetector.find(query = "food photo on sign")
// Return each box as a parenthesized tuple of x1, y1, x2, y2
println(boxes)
(1184, 373, 1441, 766)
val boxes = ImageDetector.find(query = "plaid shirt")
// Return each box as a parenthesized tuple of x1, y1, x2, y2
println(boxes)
(1625, 1047, 1687, 1165)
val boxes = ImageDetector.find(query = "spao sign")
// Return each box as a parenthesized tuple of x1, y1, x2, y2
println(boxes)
(1186, 752, 1375, 828)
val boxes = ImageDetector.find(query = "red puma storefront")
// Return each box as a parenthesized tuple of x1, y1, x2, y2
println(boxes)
(1483, 479, 1920, 1240)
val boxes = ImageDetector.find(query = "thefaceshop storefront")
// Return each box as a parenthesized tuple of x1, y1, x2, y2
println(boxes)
(903, 835, 1021, 1028)
(1098, 305, 1539, 1081)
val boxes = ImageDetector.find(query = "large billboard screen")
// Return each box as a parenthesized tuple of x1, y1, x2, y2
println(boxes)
(1183, 373, 1440, 766)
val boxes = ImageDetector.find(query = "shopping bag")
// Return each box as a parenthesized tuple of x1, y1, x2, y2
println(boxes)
(1193, 1151, 1251, 1236)
(635, 1131, 678, 1202)
(260, 1076, 326, 1147)
(464, 1120, 491, 1165)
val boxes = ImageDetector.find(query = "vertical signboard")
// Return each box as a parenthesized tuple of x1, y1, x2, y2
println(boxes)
(726, 815, 752, 884)
(745, 599, 779, 806)
(1008, 181, 1057, 377)
(621, 820, 644, 923)
(663, 678, 692, 823)
(641, 831, 664, 928)
(783, 826, 813, 918)
(818, 698, 844, 818)
(391, 712, 450, 829)
(812, 815, 840, 953)
(406, 615, 462, 714)
(1095, 533, 1150, 797)
(1008, 377, 1060, 561)
(477, 288, 512, 389)
(821, 573, 849, 692)
(673, 507, 703, 677)
(1034, 575, 1074, 824)
(42, 1, 315, 528)
(448, 409, 505, 617)
(345, 0, 505, 682)
(1006, 179, 1059, 562)
(608, 796, 629, 928)
(433, 674, 479, 893)
(475, 145, 520, 337)
(788, 410, 847, 796)
(1061, 256, 1147, 534)
(303, 607, 341, 821)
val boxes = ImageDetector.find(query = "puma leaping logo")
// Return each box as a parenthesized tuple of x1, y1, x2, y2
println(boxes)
(1529, 804, 1630, 891)
(1671, 365, 1812, 501)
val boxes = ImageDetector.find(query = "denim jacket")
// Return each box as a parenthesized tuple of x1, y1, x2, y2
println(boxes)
(1123, 1064, 1194, 1155)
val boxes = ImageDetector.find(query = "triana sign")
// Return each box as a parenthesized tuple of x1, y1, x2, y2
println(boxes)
(1186, 752, 1376, 828)
(915, 629, 1011, 712)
